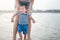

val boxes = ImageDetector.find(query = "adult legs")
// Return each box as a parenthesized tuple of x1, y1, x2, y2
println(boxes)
(28, 9, 32, 40)
(13, 10, 18, 40)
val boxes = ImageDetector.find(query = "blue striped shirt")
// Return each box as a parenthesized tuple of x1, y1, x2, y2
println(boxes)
(16, 12, 30, 25)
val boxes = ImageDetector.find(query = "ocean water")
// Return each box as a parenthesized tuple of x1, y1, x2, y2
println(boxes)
(31, 13, 60, 40)
(0, 12, 60, 40)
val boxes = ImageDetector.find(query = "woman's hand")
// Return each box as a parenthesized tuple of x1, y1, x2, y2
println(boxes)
(29, 0, 34, 8)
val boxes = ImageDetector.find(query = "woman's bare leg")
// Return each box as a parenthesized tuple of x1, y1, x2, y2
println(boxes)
(28, 9, 32, 40)
(12, 10, 18, 40)
(28, 20, 31, 40)
(13, 6, 20, 40)
(13, 15, 18, 40)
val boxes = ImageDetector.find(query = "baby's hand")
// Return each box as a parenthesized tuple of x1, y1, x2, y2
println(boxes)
(32, 20, 35, 23)
(11, 18, 14, 23)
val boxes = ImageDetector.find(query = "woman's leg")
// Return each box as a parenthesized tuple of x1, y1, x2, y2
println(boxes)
(28, 9, 32, 40)
(13, 8, 19, 40)
(28, 20, 31, 40)
(13, 15, 18, 40)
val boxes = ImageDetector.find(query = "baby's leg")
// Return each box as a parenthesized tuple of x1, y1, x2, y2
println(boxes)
(19, 32, 22, 40)
(24, 34, 27, 40)
(23, 24, 28, 40)
(18, 24, 23, 40)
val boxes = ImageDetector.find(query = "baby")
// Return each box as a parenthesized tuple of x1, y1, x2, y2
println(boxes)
(11, 5, 35, 40)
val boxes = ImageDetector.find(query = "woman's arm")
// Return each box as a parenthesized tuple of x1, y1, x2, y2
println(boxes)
(28, 0, 34, 15)
(15, 0, 20, 8)
(30, 0, 34, 7)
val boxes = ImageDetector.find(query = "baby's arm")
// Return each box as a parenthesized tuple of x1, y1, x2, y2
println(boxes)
(31, 17, 35, 23)
(11, 13, 17, 22)
(28, 16, 35, 23)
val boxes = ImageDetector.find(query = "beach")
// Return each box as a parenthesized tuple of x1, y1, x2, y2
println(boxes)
(0, 12, 60, 40)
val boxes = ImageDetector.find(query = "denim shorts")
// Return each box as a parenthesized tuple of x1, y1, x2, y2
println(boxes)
(18, 24, 28, 35)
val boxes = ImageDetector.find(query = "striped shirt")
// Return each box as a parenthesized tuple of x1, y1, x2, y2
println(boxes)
(16, 12, 30, 25)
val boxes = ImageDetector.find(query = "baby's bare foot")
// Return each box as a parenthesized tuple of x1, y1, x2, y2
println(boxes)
(18, 38, 22, 40)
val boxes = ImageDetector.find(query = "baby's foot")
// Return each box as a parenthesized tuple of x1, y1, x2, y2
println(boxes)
(18, 38, 22, 40)
(27, 38, 31, 40)
(29, 38, 31, 40)
(13, 38, 16, 40)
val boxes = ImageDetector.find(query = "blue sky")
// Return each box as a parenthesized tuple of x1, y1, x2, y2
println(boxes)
(0, 0, 60, 10)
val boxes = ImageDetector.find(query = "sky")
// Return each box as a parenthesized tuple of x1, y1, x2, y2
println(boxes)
(33, 0, 60, 10)
(0, 0, 60, 10)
